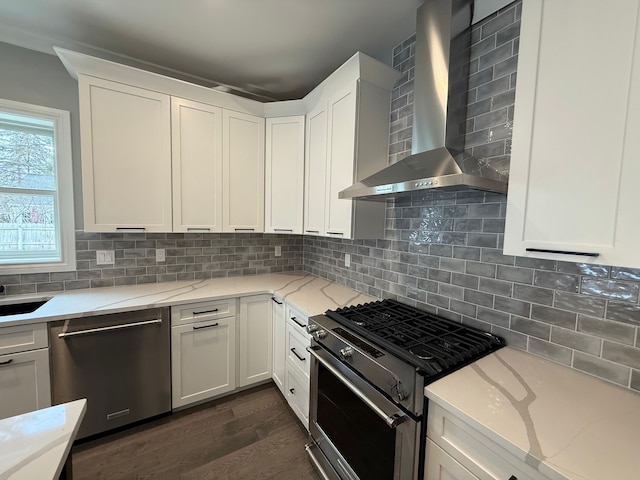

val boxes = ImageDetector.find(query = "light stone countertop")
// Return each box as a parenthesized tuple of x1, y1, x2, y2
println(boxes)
(0, 399, 87, 480)
(0, 272, 375, 327)
(425, 347, 640, 480)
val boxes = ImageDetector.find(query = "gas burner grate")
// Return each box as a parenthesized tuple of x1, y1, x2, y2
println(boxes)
(326, 299, 504, 376)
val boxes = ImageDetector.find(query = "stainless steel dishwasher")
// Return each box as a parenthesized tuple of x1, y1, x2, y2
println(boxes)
(49, 307, 171, 440)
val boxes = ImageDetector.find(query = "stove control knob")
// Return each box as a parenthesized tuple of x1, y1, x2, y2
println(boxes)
(307, 324, 319, 334)
(339, 346, 354, 360)
(313, 330, 327, 340)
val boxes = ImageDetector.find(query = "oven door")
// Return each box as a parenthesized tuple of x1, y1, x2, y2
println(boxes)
(306, 344, 421, 480)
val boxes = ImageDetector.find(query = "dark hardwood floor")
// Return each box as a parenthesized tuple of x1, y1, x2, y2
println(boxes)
(71, 384, 322, 480)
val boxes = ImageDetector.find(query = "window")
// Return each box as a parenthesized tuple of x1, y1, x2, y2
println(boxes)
(0, 98, 75, 274)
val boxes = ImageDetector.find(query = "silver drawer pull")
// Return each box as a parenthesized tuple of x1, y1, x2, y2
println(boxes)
(58, 319, 162, 338)
(290, 347, 306, 362)
(193, 322, 219, 330)
(0, 359, 13, 366)
(290, 316, 306, 328)
(193, 308, 218, 315)
(187, 227, 211, 231)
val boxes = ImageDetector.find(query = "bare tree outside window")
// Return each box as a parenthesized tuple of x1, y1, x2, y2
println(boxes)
(0, 113, 58, 255)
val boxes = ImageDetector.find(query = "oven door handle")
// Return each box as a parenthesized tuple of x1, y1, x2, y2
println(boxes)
(307, 346, 407, 429)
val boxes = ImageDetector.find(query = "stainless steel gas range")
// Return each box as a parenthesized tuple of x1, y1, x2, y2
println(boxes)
(305, 299, 504, 480)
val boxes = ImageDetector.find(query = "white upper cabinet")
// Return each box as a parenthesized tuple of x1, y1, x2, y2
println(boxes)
(303, 54, 399, 239)
(265, 116, 305, 234)
(79, 76, 172, 232)
(325, 83, 358, 238)
(304, 104, 328, 236)
(171, 98, 223, 233)
(223, 110, 265, 233)
(505, 0, 640, 268)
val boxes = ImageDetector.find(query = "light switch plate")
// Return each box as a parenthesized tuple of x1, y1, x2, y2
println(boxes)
(344, 253, 351, 267)
(96, 250, 115, 265)
(156, 248, 166, 262)
(275, 246, 282, 257)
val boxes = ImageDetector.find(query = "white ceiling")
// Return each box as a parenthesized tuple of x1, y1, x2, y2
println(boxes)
(0, 0, 422, 101)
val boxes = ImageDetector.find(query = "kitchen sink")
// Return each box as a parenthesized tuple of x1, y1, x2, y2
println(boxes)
(0, 300, 49, 316)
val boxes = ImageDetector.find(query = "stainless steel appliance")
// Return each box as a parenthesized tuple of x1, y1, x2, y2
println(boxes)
(306, 299, 504, 480)
(49, 308, 171, 440)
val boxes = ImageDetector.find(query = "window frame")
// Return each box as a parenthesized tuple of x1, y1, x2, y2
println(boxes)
(0, 98, 76, 274)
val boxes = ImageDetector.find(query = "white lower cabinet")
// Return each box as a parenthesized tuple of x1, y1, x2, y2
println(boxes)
(238, 295, 272, 387)
(285, 366, 309, 428)
(283, 304, 310, 428)
(171, 317, 236, 409)
(0, 323, 50, 420)
(271, 297, 286, 394)
(426, 402, 547, 480)
(171, 302, 236, 409)
(426, 439, 479, 480)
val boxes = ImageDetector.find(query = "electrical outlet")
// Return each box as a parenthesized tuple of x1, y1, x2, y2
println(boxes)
(344, 253, 351, 267)
(275, 246, 282, 257)
(156, 248, 166, 262)
(96, 250, 115, 265)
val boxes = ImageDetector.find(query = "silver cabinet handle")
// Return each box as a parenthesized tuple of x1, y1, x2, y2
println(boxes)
(0, 359, 13, 366)
(58, 319, 162, 338)
(290, 316, 306, 328)
(193, 322, 219, 330)
(307, 346, 406, 428)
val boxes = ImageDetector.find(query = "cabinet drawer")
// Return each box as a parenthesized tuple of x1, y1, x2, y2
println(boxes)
(285, 304, 310, 337)
(0, 323, 48, 356)
(285, 367, 309, 429)
(285, 323, 310, 380)
(427, 403, 547, 480)
(171, 299, 236, 326)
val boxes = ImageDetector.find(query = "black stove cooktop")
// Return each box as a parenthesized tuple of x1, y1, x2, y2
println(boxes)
(325, 299, 504, 377)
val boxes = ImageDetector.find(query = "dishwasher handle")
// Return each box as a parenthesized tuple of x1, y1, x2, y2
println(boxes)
(58, 318, 163, 338)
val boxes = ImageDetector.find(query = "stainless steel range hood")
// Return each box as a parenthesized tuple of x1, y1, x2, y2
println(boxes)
(340, 0, 508, 200)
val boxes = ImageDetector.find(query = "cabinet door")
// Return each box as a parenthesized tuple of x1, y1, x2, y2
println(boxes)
(78, 76, 172, 232)
(238, 295, 272, 387)
(171, 317, 236, 409)
(325, 83, 357, 239)
(222, 111, 265, 233)
(265, 116, 305, 234)
(0, 348, 51, 420)
(504, 0, 640, 268)
(425, 439, 479, 480)
(303, 104, 328, 236)
(171, 98, 223, 233)
(271, 297, 286, 394)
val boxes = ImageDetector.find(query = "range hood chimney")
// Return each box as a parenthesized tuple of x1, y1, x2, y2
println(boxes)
(340, 0, 508, 200)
